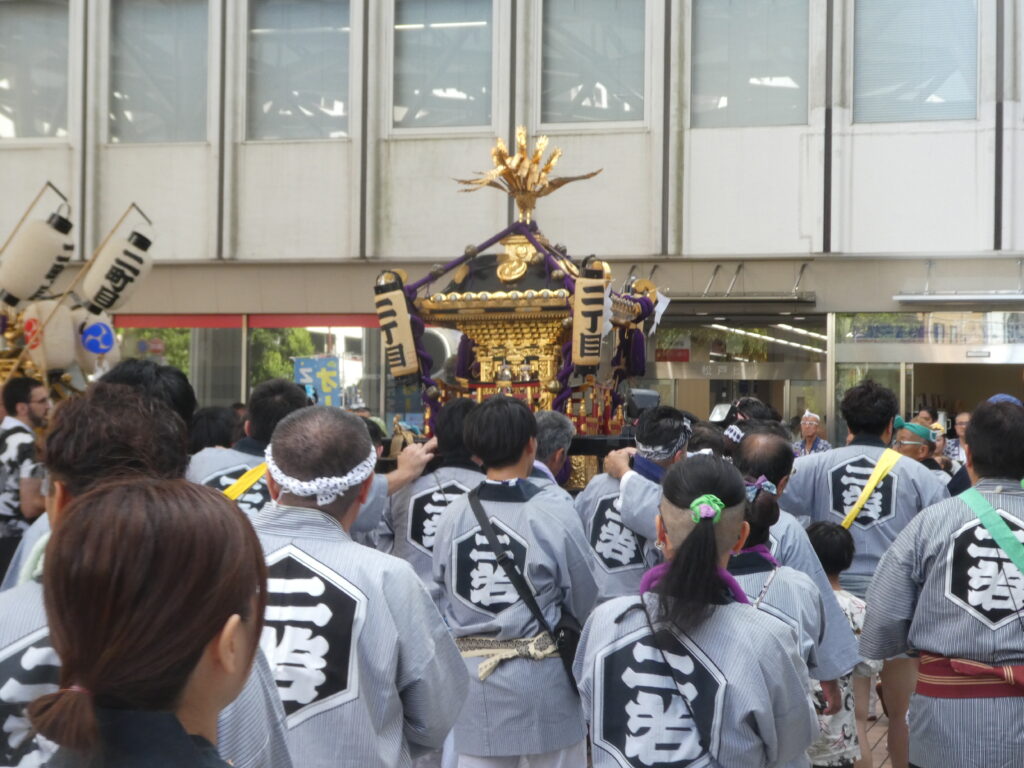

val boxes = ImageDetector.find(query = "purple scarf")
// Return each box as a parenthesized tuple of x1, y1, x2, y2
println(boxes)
(639, 561, 750, 605)
(740, 543, 781, 568)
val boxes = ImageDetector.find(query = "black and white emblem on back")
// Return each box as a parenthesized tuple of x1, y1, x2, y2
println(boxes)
(408, 481, 469, 555)
(205, 463, 269, 516)
(947, 512, 1024, 629)
(595, 625, 724, 768)
(828, 454, 897, 528)
(590, 495, 645, 572)
(261, 545, 367, 727)
(452, 518, 529, 615)
(0, 627, 59, 765)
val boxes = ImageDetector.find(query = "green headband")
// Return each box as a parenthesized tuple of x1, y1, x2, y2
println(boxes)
(690, 494, 725, 524)
(894, 416, 933, 442)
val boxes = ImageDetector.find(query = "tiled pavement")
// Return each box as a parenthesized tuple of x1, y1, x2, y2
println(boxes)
(865, 713, 891, 767)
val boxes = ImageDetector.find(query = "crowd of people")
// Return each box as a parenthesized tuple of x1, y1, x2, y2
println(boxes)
(0, 362, 1019, 768)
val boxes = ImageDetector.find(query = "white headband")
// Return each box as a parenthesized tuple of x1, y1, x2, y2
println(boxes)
(264, 444, 377, 506)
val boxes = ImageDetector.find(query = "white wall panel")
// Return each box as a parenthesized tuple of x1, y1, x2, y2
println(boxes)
(373, 137, 506, 259)
(833, 119, 993, 253)
(683, 126, 821, 254)
(526, 132, 658, 257)
(98, 145, 212, 260)
(234, 142, 354, 260)
(1, 148, 76, 244)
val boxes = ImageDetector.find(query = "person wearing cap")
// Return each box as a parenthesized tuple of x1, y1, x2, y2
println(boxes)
(794, 410, 832, 457)
(892, 417, 951, 486)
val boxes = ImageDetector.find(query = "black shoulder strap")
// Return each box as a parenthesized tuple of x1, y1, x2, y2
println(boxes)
(467, 487, 554, 639)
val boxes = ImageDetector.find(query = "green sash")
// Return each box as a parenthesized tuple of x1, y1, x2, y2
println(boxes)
(960, 487, 1024, 576)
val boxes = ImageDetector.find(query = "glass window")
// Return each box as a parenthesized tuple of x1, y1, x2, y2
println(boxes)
(119, 326, 243, 406)
(392, 0, 492, 129)
(853, 0, 977, 123)
(247, 326, 382, 412)
(247, 0, 350, 140)
(541, 0, 645, 124)
(691, 0, 809, 128)
(109, 0, 209, 143)
(0, 0, 69, 139)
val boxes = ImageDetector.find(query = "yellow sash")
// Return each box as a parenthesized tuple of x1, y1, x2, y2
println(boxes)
(223, 463, 267, 500)
(840, 448, 902, 529)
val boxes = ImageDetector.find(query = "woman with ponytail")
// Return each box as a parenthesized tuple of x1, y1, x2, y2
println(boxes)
(573, 454, 817, 767)
(28, 478, 267, 767)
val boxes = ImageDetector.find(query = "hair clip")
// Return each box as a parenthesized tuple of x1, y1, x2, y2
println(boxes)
(689, 494, 725, 524)
(744, 475, 778, 502)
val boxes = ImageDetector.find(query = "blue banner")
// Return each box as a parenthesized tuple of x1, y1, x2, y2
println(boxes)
(293, 356, 342, 407)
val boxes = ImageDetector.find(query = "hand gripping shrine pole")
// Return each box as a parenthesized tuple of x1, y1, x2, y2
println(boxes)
(0, 202, 152, 387)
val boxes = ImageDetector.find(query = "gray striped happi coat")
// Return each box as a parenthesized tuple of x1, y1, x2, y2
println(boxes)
(253, 502, 467, 768)
(861, 478, 1024, 768)
(574, 593, 817, 768)
(780, 436, 949, 581)
(574, 473, 662, 604)
(382, 462, 484, 603)
(432, 478, 598, 757)
(0, 579, 293, 768)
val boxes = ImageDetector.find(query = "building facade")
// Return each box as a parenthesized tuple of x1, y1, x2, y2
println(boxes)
(2, 0, 1021, 437)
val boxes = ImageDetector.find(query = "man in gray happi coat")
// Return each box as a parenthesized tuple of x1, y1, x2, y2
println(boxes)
(254, 406, 467, 768)
(780, 379, 948, 768)
(862, 400, 1024, 768)
(433, 395, 598, 767)
(575, 406, 691, 602)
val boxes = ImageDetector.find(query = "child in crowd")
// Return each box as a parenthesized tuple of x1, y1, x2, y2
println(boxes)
(806, 522, 884, 768)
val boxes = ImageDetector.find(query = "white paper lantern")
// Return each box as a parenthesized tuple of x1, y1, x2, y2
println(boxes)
(80, 227, 153, 314)
(23, 300, 76, 373)
(71, 306, 120, 375)
(0, 212, 74, 309)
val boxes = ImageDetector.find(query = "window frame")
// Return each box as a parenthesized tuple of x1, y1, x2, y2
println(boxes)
(534, 0, 656, 134)
(100, 0, 216, 146)
(239, 0, 357, 144)
(0, 0, 74, 145)
(384, 0, 503, 139)
(687, 0, 813, 131)
(848, 0, 982, 127)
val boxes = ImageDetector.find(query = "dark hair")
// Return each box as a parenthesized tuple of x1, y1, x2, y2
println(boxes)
(188, 406, 236, 454)
(841, 379, 898, 436)
(360, 416, 385, 447)
(806, 521, 855, 576)
(247, 378, 309, 443)
(100, 359, 197, 426)
(657, 455, 746, 629)
(965, 401, 1024, 479)
(270, 406, 372, 513)
(45, 383, 188, 496)
(733, 397, 775, 422)
(28, 479, 267, 752)
(687, 422, 725, 457)
(732, 433, 792, 547)
(434, 398, 477, 463)
(636, 406, 690, 453)
(463, 395, 537, 469)
(3, 376, 43, 414)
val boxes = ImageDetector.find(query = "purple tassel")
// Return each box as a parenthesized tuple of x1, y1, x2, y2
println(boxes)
(455, 335, 476, 380)
(628, 329, 646, 376)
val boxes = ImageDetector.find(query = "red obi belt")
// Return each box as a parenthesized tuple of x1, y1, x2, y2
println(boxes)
(917, 652, 1024, 699)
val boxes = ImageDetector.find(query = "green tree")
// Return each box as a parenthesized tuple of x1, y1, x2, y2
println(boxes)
(119, 327, 191, 372)
(248, 327, 318, 389)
